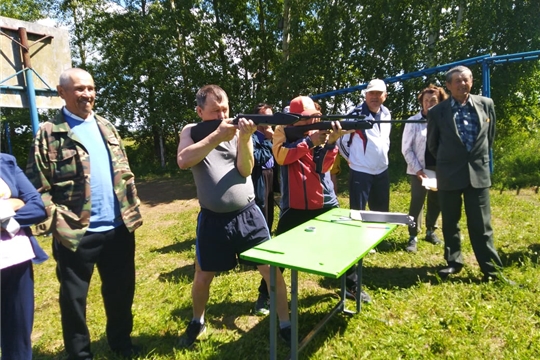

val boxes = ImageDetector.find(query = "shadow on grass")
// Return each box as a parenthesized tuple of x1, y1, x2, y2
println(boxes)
(316, 264, 491, 292)
(32, 337, 130, 360)
(202, 295, 350, 360)
(158, 263, 252, 284)
(32, 333, 182, 360)
(499, 243, 540, 266)
(205, 313, 349, 360)
(31, 307, 349, 360)
(145, 294, 351, 359)
(152, 238, 196, 255)
(158, 263, 195, 283)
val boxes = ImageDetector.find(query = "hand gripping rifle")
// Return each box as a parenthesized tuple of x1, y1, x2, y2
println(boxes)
(190, 112, 300, 143)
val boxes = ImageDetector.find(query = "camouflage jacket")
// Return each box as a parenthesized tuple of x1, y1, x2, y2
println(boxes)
(26, 111, 143, 251)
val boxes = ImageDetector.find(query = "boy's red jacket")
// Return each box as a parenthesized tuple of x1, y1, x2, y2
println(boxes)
(273, 125, 339, 211)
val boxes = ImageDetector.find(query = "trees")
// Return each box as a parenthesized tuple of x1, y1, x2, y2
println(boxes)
(0, 0, 45, 21)
(3, 0, 539, 177)
(1, 0, 49, 161)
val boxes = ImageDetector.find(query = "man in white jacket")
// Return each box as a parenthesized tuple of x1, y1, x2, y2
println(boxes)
(336, 79, 391, 303)
(337, 79, 391, 213)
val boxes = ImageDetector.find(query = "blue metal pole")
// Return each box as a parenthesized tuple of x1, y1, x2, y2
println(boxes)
(25, 68, 40, 136)
(482, 59, 494, 173)
(4, 121, 13, 154)
(18, 27, 40, 136)
(482, 59, 491, 98)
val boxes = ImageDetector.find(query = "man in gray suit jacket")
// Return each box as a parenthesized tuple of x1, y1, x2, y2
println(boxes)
(427, 65, 505, 282)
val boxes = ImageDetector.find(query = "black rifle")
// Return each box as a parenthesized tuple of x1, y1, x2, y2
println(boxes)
(190, 112, 299, 143)
(284, 119, 426, 142)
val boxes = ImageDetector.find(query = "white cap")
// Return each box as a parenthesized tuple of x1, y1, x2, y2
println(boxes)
(365, 79, 387, 93)
(283, 105, 290, 113)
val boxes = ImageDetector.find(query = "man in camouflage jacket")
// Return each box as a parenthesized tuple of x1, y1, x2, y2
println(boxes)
(26, 68, 143, 359)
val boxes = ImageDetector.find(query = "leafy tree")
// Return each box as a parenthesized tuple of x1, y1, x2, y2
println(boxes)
(0, 0, 45, 21)
(16, 0, 538, 182)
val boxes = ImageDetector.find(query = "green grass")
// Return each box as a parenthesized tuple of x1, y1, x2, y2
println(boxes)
(30, 175, 540, 359)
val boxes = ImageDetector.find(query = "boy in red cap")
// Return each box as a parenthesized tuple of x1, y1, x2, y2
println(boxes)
(254, 96, 372, 310)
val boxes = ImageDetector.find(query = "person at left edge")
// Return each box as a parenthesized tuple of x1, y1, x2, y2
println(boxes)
(26, 68, 143, 359)
(1, 153, 48, 360)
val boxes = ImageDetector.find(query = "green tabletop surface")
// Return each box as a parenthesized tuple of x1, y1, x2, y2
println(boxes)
(240, 208, 396, 278)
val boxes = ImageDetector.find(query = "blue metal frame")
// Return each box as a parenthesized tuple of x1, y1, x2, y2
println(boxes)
(312, 50, 540, 100)
(24, 68, 40, 135)
(1, 68, 57, 136)
(2, 121, 13, 154)
(311, 50, 540, 176)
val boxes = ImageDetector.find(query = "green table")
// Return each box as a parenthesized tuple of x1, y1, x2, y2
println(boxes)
(240, 208, 396, 360)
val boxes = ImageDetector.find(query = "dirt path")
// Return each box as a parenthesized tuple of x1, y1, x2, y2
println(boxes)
(136, 178, 198, 218)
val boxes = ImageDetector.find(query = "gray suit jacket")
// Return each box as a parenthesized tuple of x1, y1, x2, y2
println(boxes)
(427, 94, 496, 191)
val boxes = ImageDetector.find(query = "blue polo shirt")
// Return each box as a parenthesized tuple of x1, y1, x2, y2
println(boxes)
(63, 108, 122, 232)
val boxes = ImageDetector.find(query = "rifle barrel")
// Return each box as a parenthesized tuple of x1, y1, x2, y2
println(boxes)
(303, 114, 367, 120)
(235, 112, 299, 125)
(282, 119, 427, 143)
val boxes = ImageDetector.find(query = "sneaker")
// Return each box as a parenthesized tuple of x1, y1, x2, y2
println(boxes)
(345, 286, 372, 303)
(279, 325, 292, 345)
(405, 237, 418, 253)
(425, 230, 442, 245)
(254, 293, 270, 316)
(359, 289, 372, 303)
(179, 320, 206, 347)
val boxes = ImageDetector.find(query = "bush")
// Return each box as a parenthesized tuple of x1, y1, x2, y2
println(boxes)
(493, 131, 540, 190)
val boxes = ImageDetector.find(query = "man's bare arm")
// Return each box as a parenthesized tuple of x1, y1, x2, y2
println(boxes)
(177, 121, 238, 169)
(236, 118, 257, 177)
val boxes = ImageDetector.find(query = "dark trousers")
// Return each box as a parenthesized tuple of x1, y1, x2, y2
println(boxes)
(1, 260, 34, 360)
(272, 164, 281, 195)
(349, 169, 390, 212)
(347, 169, 389, 285)
(407, 171, 440, 237)
(260, 168, 274, 231)
(53, 224, 136, 360)
(438, 186, 503, 276)
(258, 208, 333, 297)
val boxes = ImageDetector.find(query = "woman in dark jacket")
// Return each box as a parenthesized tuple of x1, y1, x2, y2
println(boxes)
(1, 153, 48, 360)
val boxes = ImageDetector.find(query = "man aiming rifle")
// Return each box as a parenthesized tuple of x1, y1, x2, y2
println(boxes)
(258, 96, 377, 303)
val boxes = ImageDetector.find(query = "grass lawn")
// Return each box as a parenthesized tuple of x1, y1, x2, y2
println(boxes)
(30, 171, 540, 359)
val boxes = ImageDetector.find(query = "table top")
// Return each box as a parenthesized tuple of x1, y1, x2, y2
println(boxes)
(240, 208, 396, 278)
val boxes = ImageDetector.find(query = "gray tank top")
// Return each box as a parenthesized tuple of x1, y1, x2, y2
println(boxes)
(191, 136, 255, 213)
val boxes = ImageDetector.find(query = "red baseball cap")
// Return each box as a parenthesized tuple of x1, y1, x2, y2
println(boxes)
(288, 96, 320, 116)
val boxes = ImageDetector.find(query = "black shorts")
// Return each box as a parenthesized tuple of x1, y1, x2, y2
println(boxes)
(196, 201, 270, 272)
